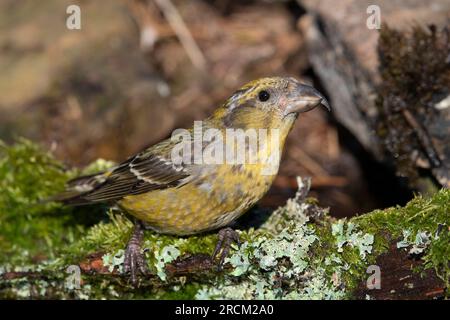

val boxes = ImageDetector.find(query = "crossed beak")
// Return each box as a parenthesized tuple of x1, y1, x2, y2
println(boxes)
(284, 83, 331, 116)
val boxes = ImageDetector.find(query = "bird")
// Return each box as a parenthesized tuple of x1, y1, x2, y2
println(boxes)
(53, 76, 330, 284)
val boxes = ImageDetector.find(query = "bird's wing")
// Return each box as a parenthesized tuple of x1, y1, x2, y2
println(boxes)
(62, 141, 191, 204)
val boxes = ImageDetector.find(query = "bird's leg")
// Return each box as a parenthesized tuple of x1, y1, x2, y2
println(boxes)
(212, 227, 241, 269)
(124, 220, 148, 285)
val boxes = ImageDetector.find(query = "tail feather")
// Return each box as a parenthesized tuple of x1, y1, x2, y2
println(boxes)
(48, 171, 110, 206)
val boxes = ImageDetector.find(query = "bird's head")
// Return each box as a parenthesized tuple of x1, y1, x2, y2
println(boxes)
(213, 77, 330, 129)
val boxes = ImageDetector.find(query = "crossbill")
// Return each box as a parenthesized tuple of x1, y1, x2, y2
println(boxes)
(54, 76, 330, 283)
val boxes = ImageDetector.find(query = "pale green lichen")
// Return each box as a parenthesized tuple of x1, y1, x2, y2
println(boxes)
(1, 140, 448, 299)
(396, 229, 413, 249)
(396, 229, 432, 256)
(293, 268, 346, 300)
(226, 242, 252, 276)
(195, 267, 345, 300)
(256, 227, 317, 273)
(152, 244, 181, 281)
(332, 221, 374, 259)
(102, 249, 125, 273)
(260, 177, 313, 234)
(196, 200, 340, 300)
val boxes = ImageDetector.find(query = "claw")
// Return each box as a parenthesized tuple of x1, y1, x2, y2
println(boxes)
(212, 227, 240, 269)
(123, 221, 148, 286)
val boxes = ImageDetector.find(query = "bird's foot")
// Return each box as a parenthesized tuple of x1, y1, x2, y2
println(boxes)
(212, 227, 241, 269)
(124, 221, 148, 286)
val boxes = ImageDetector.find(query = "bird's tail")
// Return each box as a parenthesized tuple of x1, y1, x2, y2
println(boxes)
(46, 171, 110, 205)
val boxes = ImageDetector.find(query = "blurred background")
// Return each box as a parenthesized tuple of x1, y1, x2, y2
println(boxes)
(0, 0, 449, 218)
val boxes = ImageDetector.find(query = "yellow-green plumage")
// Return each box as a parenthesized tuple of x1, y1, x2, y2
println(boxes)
(56, 77, 329, 236)
(120, 114, 294, 235)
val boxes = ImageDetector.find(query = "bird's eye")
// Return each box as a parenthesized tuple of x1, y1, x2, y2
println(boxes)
(258, 90, 270, 102)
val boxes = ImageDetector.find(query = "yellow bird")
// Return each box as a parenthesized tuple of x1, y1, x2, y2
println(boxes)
(54, 77, 330, 283)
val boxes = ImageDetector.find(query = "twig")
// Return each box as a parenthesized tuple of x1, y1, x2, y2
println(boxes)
(326, 127, 340, 159)
(128, 0, 161, 52)
(290, 144, 329, 177)
(401, 109, 441, 167)
(153, 0, 207, 70)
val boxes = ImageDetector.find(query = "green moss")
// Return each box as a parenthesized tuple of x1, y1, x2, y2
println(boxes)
(0, 140, 448, 299)
(0, 139, 76, 265)
(353, 188, 450, 286)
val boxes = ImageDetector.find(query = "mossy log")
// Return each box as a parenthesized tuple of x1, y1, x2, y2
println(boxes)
(0, 140, 448, 299)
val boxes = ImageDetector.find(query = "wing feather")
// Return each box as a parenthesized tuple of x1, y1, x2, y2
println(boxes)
(60, 141, 191, 205)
